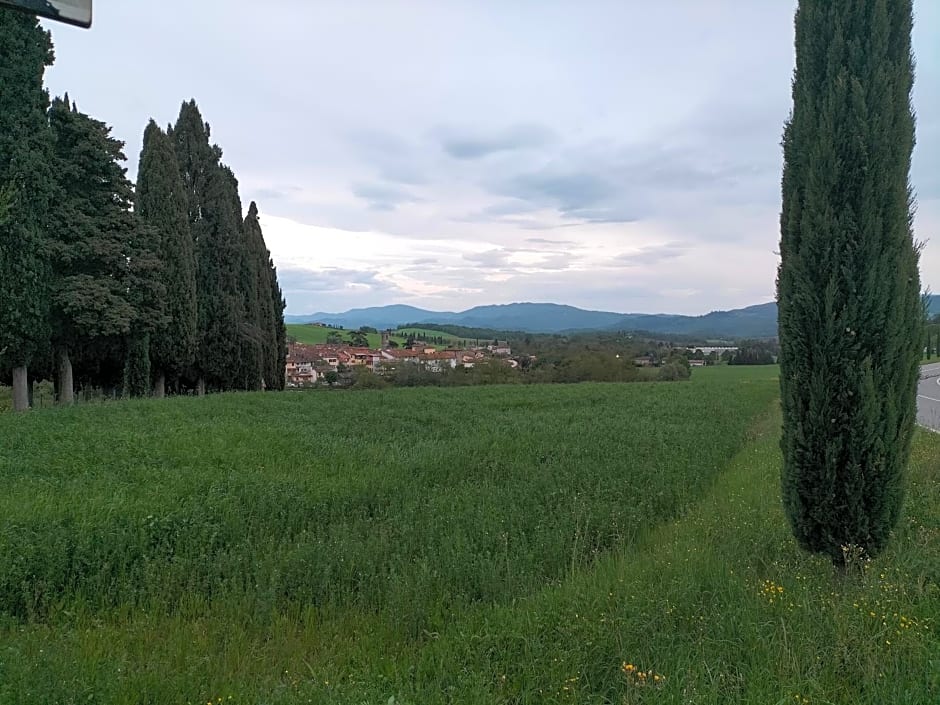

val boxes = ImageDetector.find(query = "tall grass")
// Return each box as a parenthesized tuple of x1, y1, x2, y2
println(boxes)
(0, 370, 774, 625)
(7, 367, 935, 703)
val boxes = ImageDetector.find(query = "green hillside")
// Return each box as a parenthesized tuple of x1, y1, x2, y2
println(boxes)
(1, 368, 937, 703)
(286, 324, 388, 348)
(394, 327, 486, 348)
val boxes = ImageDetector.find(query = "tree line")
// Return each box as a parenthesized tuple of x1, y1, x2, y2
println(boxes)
(0, 10, 286, 411)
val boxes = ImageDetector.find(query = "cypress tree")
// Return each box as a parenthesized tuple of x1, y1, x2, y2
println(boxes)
(224, 168, 263, 391)
(172, 101, 247, 393)
(777, 0, 922, 564)
(243, 202, 285, 390)
(271, 262, 287, 391)
(0, 9, 54, 411)
(136, 119, 197, 396)
(47, 98, 161, 402)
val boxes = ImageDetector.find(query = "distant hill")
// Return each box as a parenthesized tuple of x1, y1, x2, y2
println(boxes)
(286, 301, 780, 338)
(285, 305, 451, 330)
(929, 294, 940, 318)
(284, 295, 939, 340)
(607, 303, 779, 339)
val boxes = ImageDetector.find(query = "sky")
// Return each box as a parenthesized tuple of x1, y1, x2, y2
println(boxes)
(42, 1, 940, 316)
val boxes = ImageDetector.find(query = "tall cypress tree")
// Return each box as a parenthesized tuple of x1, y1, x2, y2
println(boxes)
(0, 9, 54, 411)
(243, 202, 286, 390)
(224, 168, 263, 391)
(136, 119, 197, 396)
(172, 101, 248, 393)
(270, 257, 287, 391)
(777, 0, 922, 564)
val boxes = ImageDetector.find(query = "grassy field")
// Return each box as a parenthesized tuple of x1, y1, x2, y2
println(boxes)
(286, 324, 387, 348)
(1, 367, 937, 703)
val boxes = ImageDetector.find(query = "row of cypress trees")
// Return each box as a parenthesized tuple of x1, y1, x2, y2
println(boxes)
(0, 9, 286, 410)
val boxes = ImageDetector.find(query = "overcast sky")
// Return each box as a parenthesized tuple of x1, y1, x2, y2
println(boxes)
(43, 1, 940, 315)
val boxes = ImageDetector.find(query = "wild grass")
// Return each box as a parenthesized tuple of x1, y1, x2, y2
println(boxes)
(1, 366, 936, 703)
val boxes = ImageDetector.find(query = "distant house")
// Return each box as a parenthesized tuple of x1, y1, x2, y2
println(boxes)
(419, 351, 458, 371)
(381, 349, 420, 364)
(456, 350, 485, 368)
(689, 359, 707, 367)
(488, 341, 511, 356)
(633, 356, 654, 367)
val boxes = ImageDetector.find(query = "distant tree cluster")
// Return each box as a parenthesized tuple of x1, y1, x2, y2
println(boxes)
(728, 345, 776, 366)
(0, 10, 286, 410)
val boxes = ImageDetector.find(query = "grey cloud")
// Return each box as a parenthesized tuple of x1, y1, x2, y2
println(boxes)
(480, 200, 540, 217)
(526, 237, 578, 246)
(614, 242, 690, 267)
(440, 123, 556, 160)
(503, 170, 615, 213)
(251, 186, 302, 201)
(532, 252, 576, 271)
(454, 199, 542, 227)
(277, 266, 399, 294)
(351, 181, 423, 211)
(463, 249, 513, 268)
(345, 129, 429, 186)
(484, 139, 777, 225)
(412, 257, 438, 265)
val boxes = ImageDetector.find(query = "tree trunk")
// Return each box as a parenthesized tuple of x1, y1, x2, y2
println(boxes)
(12, 366, 29, 412)
(58, 348, 74, 404)
(197, 377, 206, 397)
(153, 370, 166, 398)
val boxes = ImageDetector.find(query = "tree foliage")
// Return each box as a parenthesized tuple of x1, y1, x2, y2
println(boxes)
(47, 97, 164, 396)
(137, 119, 197, 389)
(0, 9, 54, 388)
(777, 0, 922, 563)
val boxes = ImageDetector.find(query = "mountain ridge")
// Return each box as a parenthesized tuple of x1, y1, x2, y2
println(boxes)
(286, 295, 940, 339)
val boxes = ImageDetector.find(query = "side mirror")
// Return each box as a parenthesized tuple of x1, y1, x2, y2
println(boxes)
(0, 0, 92, 28)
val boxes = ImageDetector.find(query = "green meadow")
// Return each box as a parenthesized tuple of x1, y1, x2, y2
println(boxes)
(0, 366, 937, 704)
(285, 324, 387, 348)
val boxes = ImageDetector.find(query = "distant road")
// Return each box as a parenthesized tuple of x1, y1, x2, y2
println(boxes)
(917, 363, 940, 433)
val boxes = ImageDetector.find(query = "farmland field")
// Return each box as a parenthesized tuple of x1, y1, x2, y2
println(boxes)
(285, 323, 483, 349)
(285, 324, 387, 348)
(1, 366, 938, 704)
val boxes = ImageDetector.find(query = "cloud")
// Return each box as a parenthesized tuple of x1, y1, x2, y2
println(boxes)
(526, 237, 578, 246)
(251, 186, 302, 201)
(463, 249, 513, 269)
(440, 123, 556, 160)
(480, 137, 779, 226)
(277, 266, 399, 295)
(614, 242, 690, 267)
(351, 181, 423, 211)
